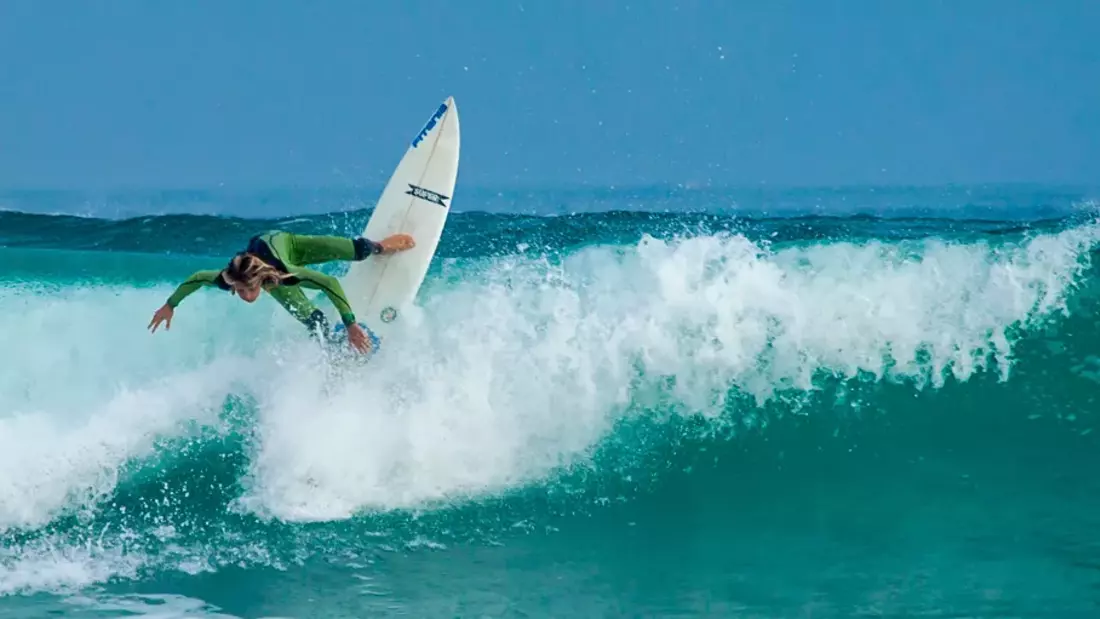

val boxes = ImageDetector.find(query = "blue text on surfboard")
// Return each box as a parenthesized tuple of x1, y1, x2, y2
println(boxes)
(411, 103, 448, 148)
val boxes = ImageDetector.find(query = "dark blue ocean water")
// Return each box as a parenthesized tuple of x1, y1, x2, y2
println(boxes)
(3, 185, 1100, 617)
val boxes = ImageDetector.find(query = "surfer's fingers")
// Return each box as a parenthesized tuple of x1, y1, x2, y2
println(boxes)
(348, 331, 369, 353)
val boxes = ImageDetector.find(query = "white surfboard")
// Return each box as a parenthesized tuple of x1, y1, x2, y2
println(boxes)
(339, 96, 460, 340)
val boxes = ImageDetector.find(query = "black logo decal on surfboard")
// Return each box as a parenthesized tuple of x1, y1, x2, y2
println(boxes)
(406, 184, 450, 208)
(380, 307, 398, 323)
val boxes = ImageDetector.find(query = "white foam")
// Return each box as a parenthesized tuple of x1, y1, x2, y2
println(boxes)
(0, 285, 268, 531)
(235, 222, 1100, 520)
(63, 593, 243, 618)
(1, 223, 1096, 531)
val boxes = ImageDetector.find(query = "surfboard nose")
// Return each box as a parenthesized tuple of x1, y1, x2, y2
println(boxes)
(342, 95, 460, 337)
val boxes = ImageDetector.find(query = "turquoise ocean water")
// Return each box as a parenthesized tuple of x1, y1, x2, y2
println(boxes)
(3, 185, 1100, 617)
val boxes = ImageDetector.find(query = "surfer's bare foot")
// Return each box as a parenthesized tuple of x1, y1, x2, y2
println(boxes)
(378, 234, 415, 254)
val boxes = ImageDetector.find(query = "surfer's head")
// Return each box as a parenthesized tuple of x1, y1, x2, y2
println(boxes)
(222, 253, 285, 302)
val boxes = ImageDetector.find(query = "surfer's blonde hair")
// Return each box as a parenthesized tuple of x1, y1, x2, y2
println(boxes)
(222, 253, 289, 290)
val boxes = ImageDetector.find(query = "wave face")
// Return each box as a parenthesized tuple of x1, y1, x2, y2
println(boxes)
(3, 189, 1100, 616)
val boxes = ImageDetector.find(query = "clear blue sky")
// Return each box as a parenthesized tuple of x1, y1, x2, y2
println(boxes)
(1, 0, 1097, 190)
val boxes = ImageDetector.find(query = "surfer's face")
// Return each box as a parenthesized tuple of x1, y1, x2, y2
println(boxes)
(233, 282, 261, 302)
(223, 254, 282, 303)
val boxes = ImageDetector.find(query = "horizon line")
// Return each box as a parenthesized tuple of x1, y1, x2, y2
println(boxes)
(0, 180, 1097, 194)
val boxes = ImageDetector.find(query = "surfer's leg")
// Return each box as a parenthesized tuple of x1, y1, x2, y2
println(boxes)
(281, 233, 378, 266)
(267, 284, 329, 335)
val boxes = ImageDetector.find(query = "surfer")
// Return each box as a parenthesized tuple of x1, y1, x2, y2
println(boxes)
(148, 230, 415, 352)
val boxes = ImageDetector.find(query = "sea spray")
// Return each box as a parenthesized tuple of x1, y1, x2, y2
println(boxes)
(1, 206, 1099, 608)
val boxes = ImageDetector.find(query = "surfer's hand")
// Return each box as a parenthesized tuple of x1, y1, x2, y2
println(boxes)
(377, 234, 415, 254)
(149, 303, 174, 333)
(345, 323, 372, 353)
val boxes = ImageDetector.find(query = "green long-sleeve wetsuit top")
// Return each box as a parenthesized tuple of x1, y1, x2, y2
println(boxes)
(166, 231, 382, 332)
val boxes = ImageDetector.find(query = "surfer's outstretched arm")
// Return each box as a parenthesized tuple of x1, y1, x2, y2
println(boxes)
(165, 270, 229, 308)
(149, 270, 228, 332)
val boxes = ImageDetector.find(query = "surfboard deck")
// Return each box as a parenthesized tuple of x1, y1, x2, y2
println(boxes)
(337, 96, 461, 346)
